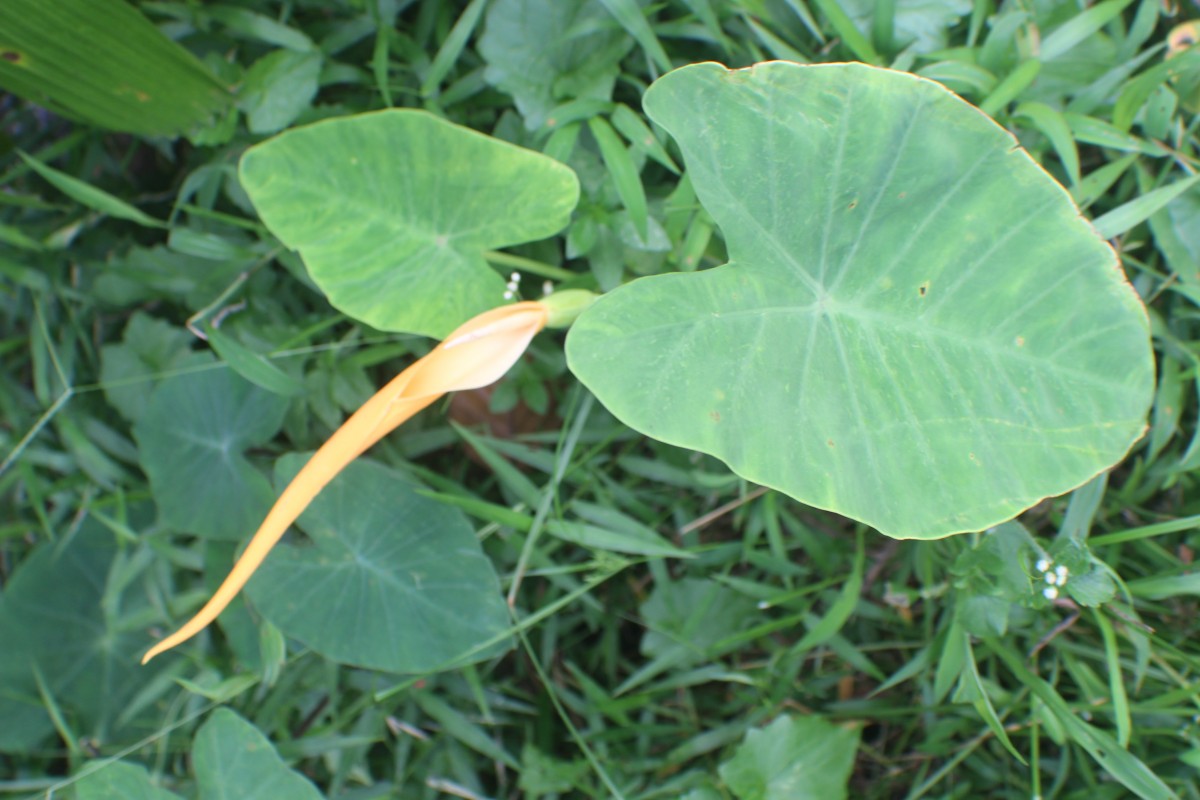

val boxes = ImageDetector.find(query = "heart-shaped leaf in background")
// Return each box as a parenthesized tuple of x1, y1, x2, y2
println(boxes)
(478, 0, 636, 130)
(239, 109, 580, 337)
(719, 714, 861, 800)
(243, 454, 511, 673)
(0, 521, 168, 753)
(567, 62, 1154, 539)
(76, 761, 183, 800)
(134, 359, 289, 540)
(192, 708, 324, 800)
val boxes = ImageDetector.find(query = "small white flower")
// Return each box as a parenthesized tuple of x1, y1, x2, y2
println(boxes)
(1045, 572, 1058, 585)
(1043, 586, 1059, 600)
(1055, 565, 1069, 582)
(1036, 558, 1051, 573)
(542, 280, 554, 296)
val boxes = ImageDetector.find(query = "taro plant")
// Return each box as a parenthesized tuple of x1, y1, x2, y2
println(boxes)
(141, 61, 1155, 680)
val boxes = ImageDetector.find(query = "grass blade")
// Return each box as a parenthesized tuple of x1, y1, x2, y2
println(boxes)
(18, 152, 165, 229)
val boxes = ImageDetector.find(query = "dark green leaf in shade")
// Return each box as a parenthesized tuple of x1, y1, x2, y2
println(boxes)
(718, 714, 861, 800)
(0, 522, 169, 753)
(76, 761, 184, 800)
(244, 455, 512, 673)
(192, 708, 324, 800)
(237, 49, 322, 135)
(99, 312, 203, 423)
(641, 578, 756, 666)
(479, 0, 636, 130)
(134, 361, 289, 540)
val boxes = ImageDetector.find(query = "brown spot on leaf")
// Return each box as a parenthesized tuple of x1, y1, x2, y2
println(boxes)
(2, 50, 20, 62)
(918, 281, 929, 297)
(709, 410, 721, 422)
(827, 439, 835, 447)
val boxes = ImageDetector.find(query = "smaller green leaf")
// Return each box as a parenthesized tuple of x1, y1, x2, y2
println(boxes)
(635, 578, 756, 689)
(75, 761, 183, 800)
(19, 152, 165, 228)
(0, 523, 167, 753)
(134, 361, 289, 540)
(239, 109, 579, 337)
(519, 744, 589, 795)
(99, 313, 201, 422)
(193, 709, 324, 800)
(206, 325, 304, 397)
(479, 0, 634, 131)
(718, 715, 861, 800)
(238, 49, 322, 134)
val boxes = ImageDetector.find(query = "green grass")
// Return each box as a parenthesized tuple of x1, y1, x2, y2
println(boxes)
(2, 1, 1200, 798)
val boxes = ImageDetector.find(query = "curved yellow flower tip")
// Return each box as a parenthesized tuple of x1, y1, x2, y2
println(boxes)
(141, 301, 549, 664)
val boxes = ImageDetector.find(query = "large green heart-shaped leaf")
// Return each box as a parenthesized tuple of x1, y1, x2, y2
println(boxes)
(244, 455, 511, 673)
(567, 62, 1154, 539)
(239, 109, 580, 337)
(134, 361, 289, 540)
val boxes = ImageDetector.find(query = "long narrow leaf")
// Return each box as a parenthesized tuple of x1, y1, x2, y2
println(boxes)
(18, 152, 165, 229)
(1092, 173, 1200, 239)
(988, 640, 1176, 800)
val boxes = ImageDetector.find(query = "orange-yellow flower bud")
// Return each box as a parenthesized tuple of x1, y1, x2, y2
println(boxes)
(142, 302, 548, 664)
